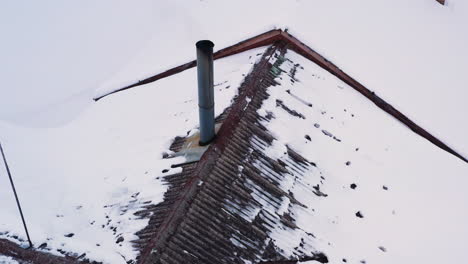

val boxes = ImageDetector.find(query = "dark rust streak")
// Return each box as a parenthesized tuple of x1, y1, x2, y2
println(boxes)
(137, 44, 283, 264)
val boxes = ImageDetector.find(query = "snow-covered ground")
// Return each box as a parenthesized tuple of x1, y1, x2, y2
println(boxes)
(259, 50, 468, 264)
(0, 47, 267, 263)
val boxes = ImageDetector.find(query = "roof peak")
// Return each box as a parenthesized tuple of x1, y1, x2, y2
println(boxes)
(93, 28, 467, 164)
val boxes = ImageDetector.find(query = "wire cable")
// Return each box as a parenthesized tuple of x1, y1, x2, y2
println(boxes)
(0, 141, 33, 248)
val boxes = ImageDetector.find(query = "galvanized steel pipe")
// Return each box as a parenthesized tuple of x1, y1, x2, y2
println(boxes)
(196, 40, 215, 145)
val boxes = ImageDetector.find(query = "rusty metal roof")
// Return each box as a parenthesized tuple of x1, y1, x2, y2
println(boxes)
(0, 238, 84, 264)
(132, 42, 330, 264)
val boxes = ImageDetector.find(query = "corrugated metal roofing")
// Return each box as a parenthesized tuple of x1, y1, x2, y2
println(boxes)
(132, 42, 329, 264)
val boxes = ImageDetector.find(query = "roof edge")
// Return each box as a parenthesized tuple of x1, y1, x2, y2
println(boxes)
(280, 31, 467, 163)
(93, 29, 467, 163)
(0, 238, 81, 263)
(93, 29, 282, 102)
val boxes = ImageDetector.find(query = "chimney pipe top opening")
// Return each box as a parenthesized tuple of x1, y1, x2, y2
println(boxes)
(196, 40, 214, 51)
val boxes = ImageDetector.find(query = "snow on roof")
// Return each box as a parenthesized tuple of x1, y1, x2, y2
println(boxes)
(0, 16, 467, 264)
(87, 0, 468, 159)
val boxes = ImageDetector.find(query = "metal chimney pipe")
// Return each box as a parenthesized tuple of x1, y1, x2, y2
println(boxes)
(196, 40, 215, 145)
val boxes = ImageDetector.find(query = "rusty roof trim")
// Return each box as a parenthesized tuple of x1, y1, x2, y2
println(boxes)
(94, 28, 466, 163)
(0, 238, 82, 264)
(93, 29, 282, 101)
